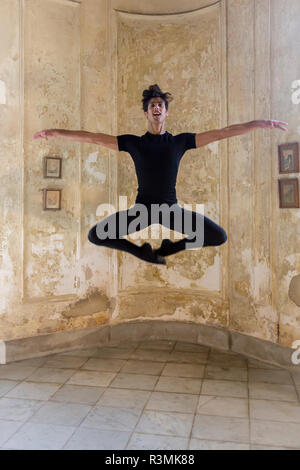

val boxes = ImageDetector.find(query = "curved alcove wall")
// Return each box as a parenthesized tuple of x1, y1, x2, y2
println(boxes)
(0, 0, 299, 360)
(1, 320, 298, 371)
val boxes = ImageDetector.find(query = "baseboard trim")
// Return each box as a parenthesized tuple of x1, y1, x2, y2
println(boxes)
(0, 320, 299, 372)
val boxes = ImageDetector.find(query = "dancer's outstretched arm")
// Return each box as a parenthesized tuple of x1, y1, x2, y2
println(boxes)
(195, 120, 288, 148)
(33, 129, 118, 151)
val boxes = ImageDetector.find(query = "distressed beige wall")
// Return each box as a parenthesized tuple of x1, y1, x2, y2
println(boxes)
(0, 0, 112, 339)
(0, 0, 299, 348)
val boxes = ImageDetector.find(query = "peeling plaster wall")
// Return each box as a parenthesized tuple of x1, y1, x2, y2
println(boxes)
(227, 0, 300, 346)
(227, 0, 275, 340)
(0, 0, 299, 349)
(0, 0, 22, 324)
(272, 0, 300, 345)
(0, 0, 112, 340)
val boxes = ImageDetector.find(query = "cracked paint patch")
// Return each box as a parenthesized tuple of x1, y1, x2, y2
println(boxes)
(84, 151, 106, 184)
(63, 288, 110, 318)
(207, 141, 219, 156)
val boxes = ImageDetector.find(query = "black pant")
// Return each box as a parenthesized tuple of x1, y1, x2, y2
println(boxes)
(88, 203, 227, 258)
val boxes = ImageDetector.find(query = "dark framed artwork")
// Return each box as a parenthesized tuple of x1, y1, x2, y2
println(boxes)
(43, 189, 62, 210)
(278, 143, 299, 174)
(278, 178, 299, 208)
(43, 156, 62, 178)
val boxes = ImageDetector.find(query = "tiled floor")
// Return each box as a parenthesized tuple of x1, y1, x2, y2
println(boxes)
(0, 340, 300, 450)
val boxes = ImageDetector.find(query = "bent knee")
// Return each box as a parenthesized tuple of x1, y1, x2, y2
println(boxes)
(88, 225, 98, 244)
(217, 229, 227, 246)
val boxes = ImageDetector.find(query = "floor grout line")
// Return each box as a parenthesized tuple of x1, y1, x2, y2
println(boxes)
(125, 353, 169, 449)
(246, 354, 251, 447)
(187, 346, 211, 450)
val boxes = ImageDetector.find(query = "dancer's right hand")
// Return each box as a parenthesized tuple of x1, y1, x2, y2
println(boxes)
(33, 129, 56, 140)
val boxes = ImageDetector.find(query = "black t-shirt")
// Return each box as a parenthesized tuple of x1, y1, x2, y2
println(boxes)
(117, 131, 196, 205)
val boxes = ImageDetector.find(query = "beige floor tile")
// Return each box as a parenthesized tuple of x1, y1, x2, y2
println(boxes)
(3, 340, 299, 450)
(197, 396, 248, 418)
(0, 380, 19, 397)
(192, 415, 249, 443)
(121, 360, 165, 375)
(2, 422, 76, 450)
(66, 370, 116, 387)
(25, 368, 76, 384)
(291, 370, 300, 385)
(96, 388, 151, 409)
(64, 427, 131, 450)
(201, 379, 248, 398)
(110, 373, 158, 391)
(189, 438, 250, 450)
(0, 420, 24, 447)
(93, 348, 135, 360)
(81, 358, 127, 372)
(4, 382, 61, 401)
(250, 419, 300, 448)
(249, 382, 298, 402)
(210, 348, 239, 356)
(127, 433, 188, 450)
(207, 354, 247, 368)
(249, 368, 293, 385)
(129, 350, 171, 362)
(80, 405, 141, 431)
(51, 384, 105, 405)
(205, 365, 247, 382)
(167, 351, 208, 365)
(14, 357, 50, 367)
(42, 356, 88, 369)
(0, 398, 43, 421)
(155, 376, 202, 395)
(28, 401, 92, 426)
(161, 363, 204, 379)
(249, 399, 300, 423)
(136, 410, 194, 437)
(250, 444, 294, 450)
(58, 348, 99, 357)
(146, 391, 198, 413)
(0, 365, 38, 381)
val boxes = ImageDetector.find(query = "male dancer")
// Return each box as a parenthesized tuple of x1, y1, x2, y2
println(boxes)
(34, 84, 288, 265)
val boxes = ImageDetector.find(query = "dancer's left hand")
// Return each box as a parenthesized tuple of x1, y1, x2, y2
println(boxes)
(254, 120, 288, 131)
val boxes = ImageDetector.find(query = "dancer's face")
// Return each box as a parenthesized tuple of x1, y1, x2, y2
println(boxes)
(144, 97, 168, 124)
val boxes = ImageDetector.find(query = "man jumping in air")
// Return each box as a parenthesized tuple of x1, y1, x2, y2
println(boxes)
(34, 84, 288, 265)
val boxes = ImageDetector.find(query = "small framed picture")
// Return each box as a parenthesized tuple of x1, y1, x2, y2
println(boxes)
(43, 156, 62, 178)
(278, 143, 299, 174)
(43, 189, 62, 210)
(278, 178, 299, 208)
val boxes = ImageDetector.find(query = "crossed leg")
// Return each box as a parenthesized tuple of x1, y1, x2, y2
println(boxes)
(154, 204, 227, 257)
(87, 204, 166, 264)
(88, 203, 227, 263)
